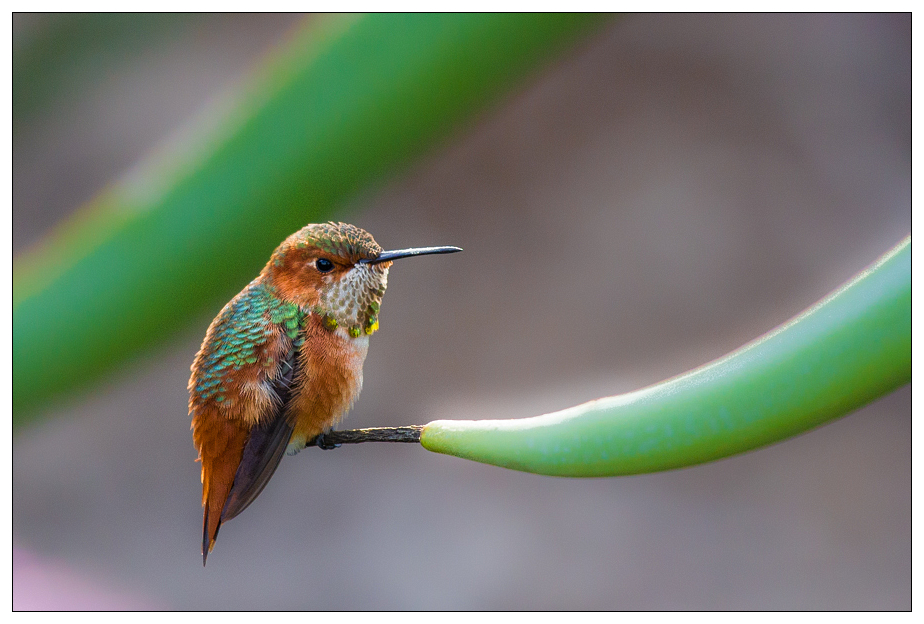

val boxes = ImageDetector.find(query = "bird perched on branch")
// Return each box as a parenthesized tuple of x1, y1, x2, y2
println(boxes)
(190, 222, 460, 564)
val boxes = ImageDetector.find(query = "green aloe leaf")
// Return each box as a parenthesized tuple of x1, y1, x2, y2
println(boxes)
(12, 13, 609, 422)
(421, 236, 911, 476)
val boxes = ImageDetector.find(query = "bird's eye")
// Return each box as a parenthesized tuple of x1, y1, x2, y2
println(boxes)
(315, 258, 334, 273)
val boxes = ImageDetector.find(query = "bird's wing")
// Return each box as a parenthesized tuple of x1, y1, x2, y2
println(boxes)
(219, 346, 299, 523)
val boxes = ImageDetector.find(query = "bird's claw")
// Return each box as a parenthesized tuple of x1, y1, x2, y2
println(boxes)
(314, 432, 341, 450)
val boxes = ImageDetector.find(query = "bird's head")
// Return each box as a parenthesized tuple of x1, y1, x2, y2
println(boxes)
(265, 222, 460, 336)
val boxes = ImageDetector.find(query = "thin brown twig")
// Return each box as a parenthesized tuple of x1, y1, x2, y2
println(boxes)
(306, 425, 423, 447)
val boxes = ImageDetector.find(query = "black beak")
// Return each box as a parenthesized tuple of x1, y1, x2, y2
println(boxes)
(360, 246, 462, 265)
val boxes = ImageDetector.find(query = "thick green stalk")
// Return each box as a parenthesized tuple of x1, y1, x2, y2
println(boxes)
(421, 237, 911, 476)
(12, 13, 608, 421)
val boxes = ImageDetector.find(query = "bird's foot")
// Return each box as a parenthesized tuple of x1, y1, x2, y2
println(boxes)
(314, 432, 341, 450)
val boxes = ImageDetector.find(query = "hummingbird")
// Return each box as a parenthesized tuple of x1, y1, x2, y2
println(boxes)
(189, 222, 460, 565)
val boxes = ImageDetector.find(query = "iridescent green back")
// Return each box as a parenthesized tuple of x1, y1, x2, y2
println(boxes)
(192, 281, 304, 405)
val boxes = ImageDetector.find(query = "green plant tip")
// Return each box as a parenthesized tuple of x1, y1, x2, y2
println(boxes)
(421, 236, 910, 477)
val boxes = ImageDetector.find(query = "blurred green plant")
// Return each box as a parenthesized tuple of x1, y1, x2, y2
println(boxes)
(422, 236, 911, 475)
(13, 13, 609, 423)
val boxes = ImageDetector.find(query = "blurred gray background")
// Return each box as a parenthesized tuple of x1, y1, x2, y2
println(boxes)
(13, 13, 910, 610)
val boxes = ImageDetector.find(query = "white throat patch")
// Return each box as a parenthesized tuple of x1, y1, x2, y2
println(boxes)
(319, 263, 389, 334)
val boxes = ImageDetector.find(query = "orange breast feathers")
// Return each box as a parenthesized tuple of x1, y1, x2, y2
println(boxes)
(286, 313, 369, 452)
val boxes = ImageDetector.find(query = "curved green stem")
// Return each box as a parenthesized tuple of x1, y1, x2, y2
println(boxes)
(421, 236, 911, 476)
